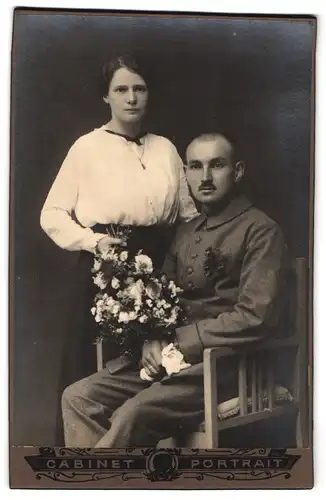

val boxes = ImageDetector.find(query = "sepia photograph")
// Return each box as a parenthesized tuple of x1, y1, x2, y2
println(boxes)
(9, 7, 315, 488)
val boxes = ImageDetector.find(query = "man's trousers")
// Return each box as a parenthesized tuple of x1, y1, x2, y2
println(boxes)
(61, 362, 296, 448)
(62, 363, 207, 448)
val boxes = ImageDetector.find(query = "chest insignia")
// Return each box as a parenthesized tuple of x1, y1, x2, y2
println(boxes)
(203, 246, 228, 280)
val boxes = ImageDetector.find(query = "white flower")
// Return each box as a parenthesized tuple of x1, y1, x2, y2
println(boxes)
(120, 251, 128, 262)
(157, 299, 170, 309)
(111, 277, 120, 289)
(145, 280, 162, 300)
(116, 328, 123, 334)
(118, 312, 130, 324)
(95, 314, 102, 323)
(153, 307, 165, 319)
(139, 314, 148, 323)
(92, 258, 101, 272)
(164, 306, 179, 326)
(128, 311, 138, 321)
(146, 299, 153, 307)
(168, 280, 183, 298)
(93, 272, 108, 290)
(100, 246, 119, 262)
(127, 279, 144, 305)
(135, 254, 153, 274)
(111, 303, 121, 315)
(91, 307, 96, 316)
(161, 343, 191, 376)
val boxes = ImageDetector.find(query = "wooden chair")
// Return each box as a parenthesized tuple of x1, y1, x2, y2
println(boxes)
(97, 257, 310, 449)
(161, 257, 310, 448)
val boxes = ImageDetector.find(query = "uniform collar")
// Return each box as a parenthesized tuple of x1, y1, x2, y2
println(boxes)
(194, 195, 253, 231)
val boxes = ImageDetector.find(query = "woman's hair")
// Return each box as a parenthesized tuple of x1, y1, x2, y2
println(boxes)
(100, 53, 149, 97)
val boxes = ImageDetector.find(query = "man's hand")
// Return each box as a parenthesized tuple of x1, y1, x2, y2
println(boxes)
(141, 340, 168, 379)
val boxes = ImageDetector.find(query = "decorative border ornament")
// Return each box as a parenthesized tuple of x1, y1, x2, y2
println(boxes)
(24, 448, 301, 483)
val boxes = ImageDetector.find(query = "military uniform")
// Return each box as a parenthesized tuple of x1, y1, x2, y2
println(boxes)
(164, 195, 290, 363)
(62, 195, 290, 448)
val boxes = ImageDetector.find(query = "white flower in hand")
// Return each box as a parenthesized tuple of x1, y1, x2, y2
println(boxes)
(161, 343, 191, 376)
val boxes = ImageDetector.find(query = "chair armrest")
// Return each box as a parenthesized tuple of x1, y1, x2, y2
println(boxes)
(204, 336, 299, 363)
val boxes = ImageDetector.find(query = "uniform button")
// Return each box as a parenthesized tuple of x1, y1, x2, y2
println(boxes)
(187, 281, 194, 289)
(187, 267, 193, 275)
(195, 235, 201, 243)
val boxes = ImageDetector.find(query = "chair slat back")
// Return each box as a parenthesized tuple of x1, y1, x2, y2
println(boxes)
(240, 258, 308, 418)
(238, 355, 248, 415)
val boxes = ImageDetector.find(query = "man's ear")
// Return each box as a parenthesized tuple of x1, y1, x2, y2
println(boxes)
(103, 95, 110, 104)
(234, 160, 245, 183)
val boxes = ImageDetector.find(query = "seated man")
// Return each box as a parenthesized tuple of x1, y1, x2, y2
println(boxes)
(62, 133, 290, 448)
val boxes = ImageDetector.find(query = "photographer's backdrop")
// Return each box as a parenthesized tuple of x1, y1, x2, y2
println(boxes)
(11, 11, 314, 444)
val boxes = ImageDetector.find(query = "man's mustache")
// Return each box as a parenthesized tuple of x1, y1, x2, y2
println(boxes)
(198, 183, 216, 191)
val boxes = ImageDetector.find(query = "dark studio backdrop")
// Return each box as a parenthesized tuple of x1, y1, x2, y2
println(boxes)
(11, 10, 315, 445)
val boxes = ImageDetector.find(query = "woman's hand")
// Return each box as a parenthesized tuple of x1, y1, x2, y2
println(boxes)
(96, 235, 126, 255)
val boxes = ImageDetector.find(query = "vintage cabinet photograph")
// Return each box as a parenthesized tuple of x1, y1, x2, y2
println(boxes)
(9, 8, 315, 489)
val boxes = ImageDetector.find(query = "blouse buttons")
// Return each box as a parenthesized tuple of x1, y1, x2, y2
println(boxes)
(195, 235, 201, 243)
(187, 267, 193, 275)
(191, 253, 198, 260)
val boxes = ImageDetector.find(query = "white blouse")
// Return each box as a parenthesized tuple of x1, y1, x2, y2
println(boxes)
(40, 125, 198, 252)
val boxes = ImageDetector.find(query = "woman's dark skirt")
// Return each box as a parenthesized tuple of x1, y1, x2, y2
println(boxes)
(55, 224, 175, 444)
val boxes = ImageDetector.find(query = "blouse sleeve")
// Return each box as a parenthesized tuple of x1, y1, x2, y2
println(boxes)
(177, 157, 199, 222)
(40, 139, 104, 252)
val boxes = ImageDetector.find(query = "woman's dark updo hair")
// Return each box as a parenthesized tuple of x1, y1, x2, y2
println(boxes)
(100, 53, 149, 97)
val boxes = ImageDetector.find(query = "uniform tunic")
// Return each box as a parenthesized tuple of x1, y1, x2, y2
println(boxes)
(163, 195, 290, 364)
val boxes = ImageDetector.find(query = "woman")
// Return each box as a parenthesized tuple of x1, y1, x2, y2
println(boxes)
(40, 54, 198, 442)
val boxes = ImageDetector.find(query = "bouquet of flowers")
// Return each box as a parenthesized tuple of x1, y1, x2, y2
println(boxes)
(91, 226, 186, 360)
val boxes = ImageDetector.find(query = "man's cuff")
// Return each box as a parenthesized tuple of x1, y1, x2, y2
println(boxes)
(175, 323, 203, 363)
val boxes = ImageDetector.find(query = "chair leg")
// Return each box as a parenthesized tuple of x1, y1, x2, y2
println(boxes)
(205, 430, 219, 448)
(296, 410, 303, 447)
